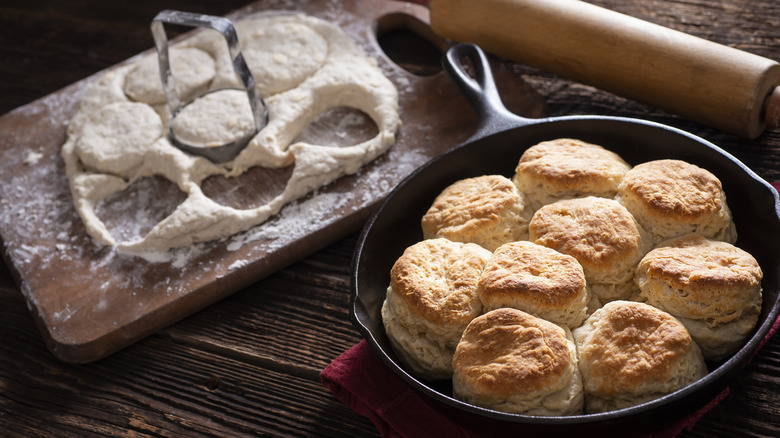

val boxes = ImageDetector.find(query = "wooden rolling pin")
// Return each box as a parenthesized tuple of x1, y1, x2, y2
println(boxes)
(429, 0, 780, 139)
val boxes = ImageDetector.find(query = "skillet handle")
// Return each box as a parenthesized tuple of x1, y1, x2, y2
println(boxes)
(443, 43, 534, 142)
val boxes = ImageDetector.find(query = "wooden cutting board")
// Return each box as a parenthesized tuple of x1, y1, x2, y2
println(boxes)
(0, 0, 545, 363)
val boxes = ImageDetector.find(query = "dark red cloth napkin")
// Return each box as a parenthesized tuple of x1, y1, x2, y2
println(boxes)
(321, 183, 780, 437)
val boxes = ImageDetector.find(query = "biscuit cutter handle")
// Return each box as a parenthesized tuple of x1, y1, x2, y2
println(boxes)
(430, 0, 780, 139)
(151, 10, 268, 163)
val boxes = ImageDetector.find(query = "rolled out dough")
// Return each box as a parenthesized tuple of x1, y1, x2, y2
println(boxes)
(60, 12, 401, 255)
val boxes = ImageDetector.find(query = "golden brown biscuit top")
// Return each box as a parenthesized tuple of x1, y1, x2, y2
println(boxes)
(640, 234, 762, 321)
(514, 138, 630, 189)
(529, 197, 643, 270)
(478, 241, 586, 308)
(390, 238, 491, 325)
(619, 160, 723, 220)
(421, 175, 519, 237)
(579, 301, 692, 395)
(453, 308, 572, 397)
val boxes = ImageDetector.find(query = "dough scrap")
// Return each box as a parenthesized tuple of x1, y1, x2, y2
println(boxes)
(170, 89, 255, 147)
(75, 101, 164, 177)
(61, 12, 401, 255)
(123, 46, 216, 105)
(241, 20, 328, 96)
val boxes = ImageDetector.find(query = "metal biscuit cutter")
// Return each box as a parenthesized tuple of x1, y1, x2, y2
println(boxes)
(151, 10, 269, 163)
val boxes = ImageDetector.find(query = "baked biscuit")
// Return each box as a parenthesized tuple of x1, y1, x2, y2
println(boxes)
(512, 138, 631, 212)
(529, 196, 651, 303)
(635, 234, 763, 361)
(421, 175, 532, 251)
(478, 241, 590, 327)
(572, 301, 707, 413)
(452, 308, 584, 416)
(616, 159, 736, 245)
(382, 238, 492, 380)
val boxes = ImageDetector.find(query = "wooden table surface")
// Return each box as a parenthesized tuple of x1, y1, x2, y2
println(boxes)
(1, 0, 778, 436)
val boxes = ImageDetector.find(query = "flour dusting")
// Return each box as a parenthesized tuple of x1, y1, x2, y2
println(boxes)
(23, 151, 43, 166)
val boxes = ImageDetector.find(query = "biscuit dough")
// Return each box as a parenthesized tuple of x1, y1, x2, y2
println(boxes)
(123, 46, 216, 105)
(61, 13, 401, 254)
(170, 89, 255, 147)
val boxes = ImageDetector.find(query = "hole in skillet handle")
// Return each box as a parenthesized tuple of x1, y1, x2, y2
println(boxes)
(442, 43, 539, 140)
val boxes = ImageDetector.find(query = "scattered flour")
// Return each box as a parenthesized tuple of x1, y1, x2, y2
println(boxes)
(228, 259, 250, 271)
(23, 151, 43, 166)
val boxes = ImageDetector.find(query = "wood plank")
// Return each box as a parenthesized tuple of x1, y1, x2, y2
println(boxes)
(0, 252, 379, 437)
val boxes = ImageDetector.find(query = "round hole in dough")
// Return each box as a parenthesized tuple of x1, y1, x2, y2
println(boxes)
(169, 89, 256, 148)
(242, 21, 328, 96)
(75, 101, 164, 177)
(95, 175, 188, 243)
(293, 106, 379, 148)
(123, 47, 216, 105)
(201, 164, 294, 210)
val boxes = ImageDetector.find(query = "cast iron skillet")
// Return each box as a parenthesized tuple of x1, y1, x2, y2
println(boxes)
(351, 43, 780, 435)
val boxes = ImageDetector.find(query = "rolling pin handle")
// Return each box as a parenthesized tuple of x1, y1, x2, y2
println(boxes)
(764, 87, 780, 130)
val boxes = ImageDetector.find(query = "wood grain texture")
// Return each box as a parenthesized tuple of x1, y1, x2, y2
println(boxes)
(0, 0, 779, 437)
